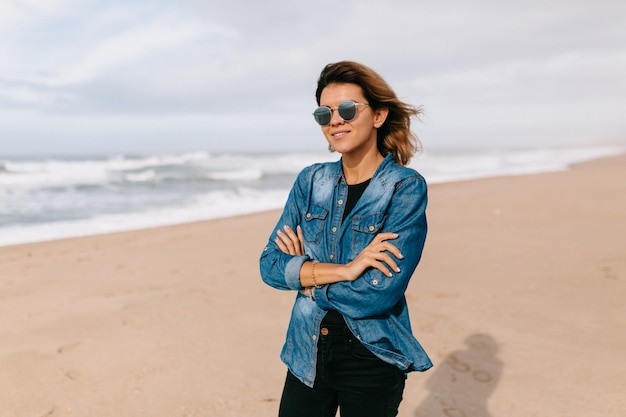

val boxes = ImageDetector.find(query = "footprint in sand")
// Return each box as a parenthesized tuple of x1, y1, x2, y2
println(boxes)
(57, 341, 81, 354)
(65, 369, 83, 380)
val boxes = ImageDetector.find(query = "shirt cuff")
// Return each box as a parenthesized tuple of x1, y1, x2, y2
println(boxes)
(313, 285, 330, 309)
(285, 255, 308, 290)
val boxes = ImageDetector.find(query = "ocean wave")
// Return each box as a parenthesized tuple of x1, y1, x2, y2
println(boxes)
(105, 151, 211, 171)
(0, 187, 289, 247)
(0, 145, 623, 247)
(413, 146, 625, 184)
(0, 160, 110, 189)
(0, 151, 328, 190)
(205, 168, 264, 181)
(124, 169, 157, 182)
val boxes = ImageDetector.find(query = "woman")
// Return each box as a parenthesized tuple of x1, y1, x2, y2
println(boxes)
(259, 61, 432, 417)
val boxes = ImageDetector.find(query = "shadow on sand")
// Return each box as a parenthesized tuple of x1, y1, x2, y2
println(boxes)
(414, 333, 503, 417)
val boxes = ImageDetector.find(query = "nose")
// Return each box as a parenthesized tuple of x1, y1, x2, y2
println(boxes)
(329, 108, 345, 126)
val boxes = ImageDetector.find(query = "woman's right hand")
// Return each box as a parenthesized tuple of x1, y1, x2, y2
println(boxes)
(344, 232, 403, 280)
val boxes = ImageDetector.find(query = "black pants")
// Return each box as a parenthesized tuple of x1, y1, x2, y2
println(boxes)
(278, 324, 405, 417)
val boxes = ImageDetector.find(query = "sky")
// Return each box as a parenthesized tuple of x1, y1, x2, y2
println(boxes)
(1, 0, 625, 156)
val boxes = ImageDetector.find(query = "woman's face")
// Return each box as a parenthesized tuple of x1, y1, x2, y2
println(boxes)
(318, 83, 387, 158)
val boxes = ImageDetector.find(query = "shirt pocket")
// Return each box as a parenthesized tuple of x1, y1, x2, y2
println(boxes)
(351, 212, 386, 254)
(301, 204, 328, 244)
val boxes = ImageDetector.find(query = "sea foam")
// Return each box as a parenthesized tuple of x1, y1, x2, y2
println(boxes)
(0, 145, 623, 247)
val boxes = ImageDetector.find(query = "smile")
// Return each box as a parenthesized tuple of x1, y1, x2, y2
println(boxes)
(331, 130, 350, 139)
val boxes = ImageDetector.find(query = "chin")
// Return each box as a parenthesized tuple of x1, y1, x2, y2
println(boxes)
(331, 142, 351, 154)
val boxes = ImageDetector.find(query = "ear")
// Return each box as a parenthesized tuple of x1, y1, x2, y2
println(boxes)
(373, 107, 389, 128)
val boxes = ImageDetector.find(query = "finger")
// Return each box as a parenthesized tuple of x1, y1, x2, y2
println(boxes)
(275, 236, 290, 254)
(283, 225, 301, 255)
(296, 225, 305, 255)
(379, 242, 404, 260)
(375, 232, 399, 243)
(283, 225, 299, 243)
(377, 252, 401, 274)
(372, 261, 393, 277)
(276, 230, 296, 254)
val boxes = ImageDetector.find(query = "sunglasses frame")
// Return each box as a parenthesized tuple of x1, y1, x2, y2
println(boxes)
(313, 100, 369, 126)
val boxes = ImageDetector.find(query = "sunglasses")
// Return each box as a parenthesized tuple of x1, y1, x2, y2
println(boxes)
(313, 100, 369, 126)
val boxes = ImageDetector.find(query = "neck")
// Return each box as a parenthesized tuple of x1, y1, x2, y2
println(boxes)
(342, 149, 384, 185)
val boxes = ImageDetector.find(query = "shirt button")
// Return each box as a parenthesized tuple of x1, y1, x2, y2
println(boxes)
(306, 213, 312, 219)
(331, 227, 337, 233)
(338, 199, 343, 205)
(369, 225, 375, 232)
(372, 279, 379, 285)
(329, 254, 334, 260)
(312, 335, 317, 340)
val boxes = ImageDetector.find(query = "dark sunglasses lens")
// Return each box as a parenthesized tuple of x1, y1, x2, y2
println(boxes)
(338, 101, 357, 121)
(313, 107, 332, 125)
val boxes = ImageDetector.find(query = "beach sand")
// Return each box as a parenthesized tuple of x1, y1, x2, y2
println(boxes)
(1, 153, 625, 417)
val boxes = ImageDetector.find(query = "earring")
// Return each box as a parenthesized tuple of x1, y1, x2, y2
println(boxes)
(328, 144, 335, 152)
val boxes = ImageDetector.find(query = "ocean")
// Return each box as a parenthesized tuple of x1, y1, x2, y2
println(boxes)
(1, 146, 623, 247)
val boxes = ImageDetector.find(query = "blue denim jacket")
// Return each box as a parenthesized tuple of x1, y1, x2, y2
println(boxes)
(259, 153, 432, 387)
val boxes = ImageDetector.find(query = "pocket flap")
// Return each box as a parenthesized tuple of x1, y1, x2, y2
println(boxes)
(352, 213, 386, 233)
(303, 204, 328, 221)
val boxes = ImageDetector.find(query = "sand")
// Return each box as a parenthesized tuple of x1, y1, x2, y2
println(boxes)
(1, 153, 625, 417)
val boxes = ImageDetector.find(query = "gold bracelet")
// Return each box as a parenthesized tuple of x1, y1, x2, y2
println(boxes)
(311, 260, 322, 288)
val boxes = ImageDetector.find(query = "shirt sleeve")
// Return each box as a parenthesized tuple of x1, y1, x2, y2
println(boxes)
(259, 168, 311, 291)
(314, 174, 428, 319)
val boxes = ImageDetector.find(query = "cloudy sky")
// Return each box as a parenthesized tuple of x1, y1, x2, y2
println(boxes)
(1, 0, 625, 156)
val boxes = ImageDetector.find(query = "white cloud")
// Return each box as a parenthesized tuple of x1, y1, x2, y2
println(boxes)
(0, 0, 78, 33)
(13, 11, 228, 87)
(0, 0, 625, 154)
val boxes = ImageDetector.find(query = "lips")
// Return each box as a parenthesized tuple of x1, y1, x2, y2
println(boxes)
(331, 130, 350, 139)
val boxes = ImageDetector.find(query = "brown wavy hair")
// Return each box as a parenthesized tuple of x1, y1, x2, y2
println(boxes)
(315, 61, 422, 166)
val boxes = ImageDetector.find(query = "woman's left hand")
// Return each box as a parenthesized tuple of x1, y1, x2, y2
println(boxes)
(275, 225, 305, 256)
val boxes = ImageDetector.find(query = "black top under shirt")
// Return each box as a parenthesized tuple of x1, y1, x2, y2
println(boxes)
(322, 178, 372, 325)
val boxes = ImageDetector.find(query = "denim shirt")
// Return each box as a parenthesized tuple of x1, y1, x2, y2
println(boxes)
(259, 153, 432, 387)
